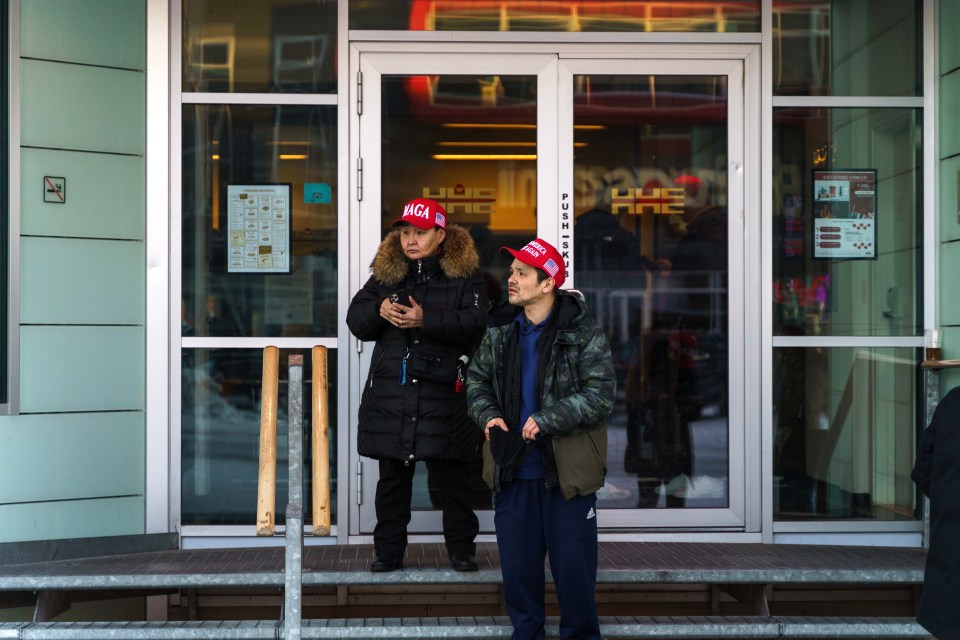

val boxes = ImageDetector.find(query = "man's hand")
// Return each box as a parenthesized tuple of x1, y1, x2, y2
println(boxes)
(521, 417, 540, 441)
(485, 417, 509, 441)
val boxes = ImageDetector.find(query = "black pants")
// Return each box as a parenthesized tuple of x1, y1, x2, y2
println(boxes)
(374, 458, 479, 558)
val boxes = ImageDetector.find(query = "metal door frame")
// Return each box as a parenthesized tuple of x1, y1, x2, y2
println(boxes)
(349, 42, 762, 538)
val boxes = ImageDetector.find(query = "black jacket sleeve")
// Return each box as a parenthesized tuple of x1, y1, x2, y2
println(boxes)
(347, 275, 389, 342)
(911, 387, 960, 498)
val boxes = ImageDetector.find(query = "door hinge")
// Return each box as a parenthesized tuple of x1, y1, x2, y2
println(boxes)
(357, 157, 363, 202)
(357, 70, 363, 115)
(357, 459, 363, 505)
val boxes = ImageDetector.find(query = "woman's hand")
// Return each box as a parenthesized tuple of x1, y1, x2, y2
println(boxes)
(379, 295, 423, 329)
(401, 296, 424, 329)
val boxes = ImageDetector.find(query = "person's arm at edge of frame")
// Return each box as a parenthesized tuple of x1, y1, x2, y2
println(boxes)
(530, 318, 616, 438)
(911, 386, 960, 498)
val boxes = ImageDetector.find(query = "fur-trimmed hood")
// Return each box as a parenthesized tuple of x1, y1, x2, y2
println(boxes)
(370, 224, 480, 286)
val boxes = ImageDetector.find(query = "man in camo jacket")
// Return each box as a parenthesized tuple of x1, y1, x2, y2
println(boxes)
(466, 238, 615, 640)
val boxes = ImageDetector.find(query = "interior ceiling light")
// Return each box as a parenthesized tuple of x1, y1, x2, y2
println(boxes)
(432, 154, 536, 161)
(442, 123, 536, 129)
(438, 141, 586, 148)
(438, 141, 536, 147)
(279, 154, 309, 160)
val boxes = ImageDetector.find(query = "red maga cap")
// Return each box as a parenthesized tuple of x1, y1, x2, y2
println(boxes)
(392, 198, 447, 229)
(501, 238, 565, 289)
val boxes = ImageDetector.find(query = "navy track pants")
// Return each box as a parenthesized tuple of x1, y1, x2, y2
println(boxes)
(494, 479, 601, 640)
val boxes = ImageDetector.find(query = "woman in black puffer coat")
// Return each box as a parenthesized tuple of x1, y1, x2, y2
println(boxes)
(347, 198, 487, 573)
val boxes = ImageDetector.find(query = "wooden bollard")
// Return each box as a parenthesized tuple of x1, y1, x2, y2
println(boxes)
(256, 346, 280, 536)
(311, 346, 331, 536)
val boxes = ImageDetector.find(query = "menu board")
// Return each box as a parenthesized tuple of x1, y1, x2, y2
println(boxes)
(813, 170, 877, 259)
(227, 184, 291, 273)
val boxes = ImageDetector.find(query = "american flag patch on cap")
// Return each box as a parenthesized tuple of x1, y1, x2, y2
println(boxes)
(543, 258, 559, 276)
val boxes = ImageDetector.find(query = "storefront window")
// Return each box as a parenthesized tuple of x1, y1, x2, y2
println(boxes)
(182, 348, 337, 526)
(772, 107, 922, 338)
(350, 1, 760, 33)
(182, 105, 338, 338)
(773, 346, 918, 521)
(772, 0, 921, 96)
(182, 0, 337, 93)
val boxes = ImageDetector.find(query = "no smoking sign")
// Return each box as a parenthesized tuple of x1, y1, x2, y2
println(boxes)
(44, 176, 66, 204)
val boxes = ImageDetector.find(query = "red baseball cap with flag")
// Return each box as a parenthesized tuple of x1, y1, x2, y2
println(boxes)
(392, 197, 447, 229)
(501, 238, 566, 289)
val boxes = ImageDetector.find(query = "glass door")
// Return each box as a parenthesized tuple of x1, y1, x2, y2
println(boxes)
(558, 58, 751, 529)
(352, 52, 558, 536)
(352, 49, 756, 535)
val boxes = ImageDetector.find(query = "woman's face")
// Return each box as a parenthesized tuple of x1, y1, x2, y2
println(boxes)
(400, 225, 445, 259)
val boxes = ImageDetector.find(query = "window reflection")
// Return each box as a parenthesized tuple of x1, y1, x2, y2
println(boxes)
(573, 75, 729, 510)
(181, 348, 338, 526)
(350, 1, 760, 33)
(773, 347, 917, 520)
(381, 75, 539, 306)
(183, 0, 337, 93)
(772, 108, 922, 337)
(772, 0, 920, 96)
(182, 105, 338, 338)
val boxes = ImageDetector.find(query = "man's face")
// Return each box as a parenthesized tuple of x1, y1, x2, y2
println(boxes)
(400, 225, 445, 259)
(507, 258, 552, 307)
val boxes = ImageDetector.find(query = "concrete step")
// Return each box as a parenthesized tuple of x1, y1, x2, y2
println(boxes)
(0, 615, 932, 639)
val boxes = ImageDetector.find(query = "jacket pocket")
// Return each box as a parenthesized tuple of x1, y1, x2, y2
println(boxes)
(407, 350, 459, 383)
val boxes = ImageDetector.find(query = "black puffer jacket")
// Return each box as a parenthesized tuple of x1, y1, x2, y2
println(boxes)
(347, 225, 488, 462)
(912, 386, 960, 640)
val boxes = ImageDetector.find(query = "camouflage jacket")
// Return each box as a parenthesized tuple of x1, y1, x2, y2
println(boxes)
(466, 290, 615, 499)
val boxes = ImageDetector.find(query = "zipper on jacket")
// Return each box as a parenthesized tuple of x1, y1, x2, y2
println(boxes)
(417, 259, 423, 275)
(368, 346, 386, 388)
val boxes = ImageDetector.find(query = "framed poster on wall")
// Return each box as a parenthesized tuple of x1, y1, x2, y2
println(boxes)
(226, 184, 292, 273)
(812, 170, 877, 259)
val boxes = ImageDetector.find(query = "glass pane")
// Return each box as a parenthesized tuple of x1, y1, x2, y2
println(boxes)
(181, 348, 338, 526)
(773, 346, 917, 521)
(0, 1, 7, 406)
(182, 105, 338, 338)
(380, 73, 538, 511)
(183, 0, 336, 93)
(772, 0, 921, 96)
(381, 74, 538, 305)
(572, 75, 729, 510)
(351, 1, 760, 32)
(772, 108, 922, 337)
